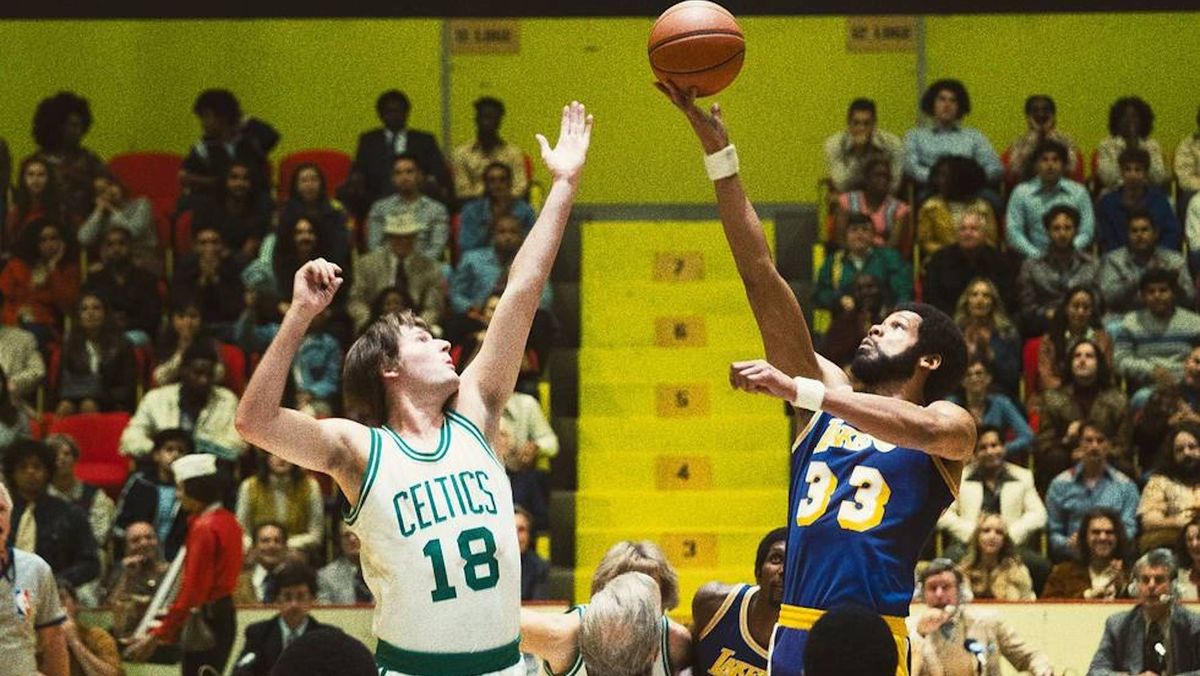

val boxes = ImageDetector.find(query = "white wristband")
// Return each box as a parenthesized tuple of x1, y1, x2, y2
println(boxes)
(703, 144, 739, 181)
(791, 376, 826, 412)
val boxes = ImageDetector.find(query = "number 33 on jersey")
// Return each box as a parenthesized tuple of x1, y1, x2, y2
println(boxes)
(783, 412, 958, 617)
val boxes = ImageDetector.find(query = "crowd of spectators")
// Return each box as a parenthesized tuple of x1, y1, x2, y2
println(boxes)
(2, 77, 1200, 673)
(820, 80, 1200, 586)
(821, 79, 1200, 674)
(0, 86, 562, 672)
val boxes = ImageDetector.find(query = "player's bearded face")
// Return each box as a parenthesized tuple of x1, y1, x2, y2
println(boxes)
(850, 339, 921, 387)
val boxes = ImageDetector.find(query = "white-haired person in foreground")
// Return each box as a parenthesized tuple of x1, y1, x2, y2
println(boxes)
(521, 541, 692, 676)
(521, 572, 673, 676)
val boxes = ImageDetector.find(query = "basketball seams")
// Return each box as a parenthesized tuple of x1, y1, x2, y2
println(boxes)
(647, 28, 744, 53)
(650, 49, 745, 76)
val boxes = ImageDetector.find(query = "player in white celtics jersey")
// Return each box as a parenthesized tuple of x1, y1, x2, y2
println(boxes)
(235, 102, 593, 676)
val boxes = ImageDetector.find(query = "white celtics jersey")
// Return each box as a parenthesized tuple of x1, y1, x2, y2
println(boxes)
(345, 409, 521, 673)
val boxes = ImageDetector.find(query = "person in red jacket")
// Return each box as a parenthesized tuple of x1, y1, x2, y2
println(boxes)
(122, 453, 243, 676)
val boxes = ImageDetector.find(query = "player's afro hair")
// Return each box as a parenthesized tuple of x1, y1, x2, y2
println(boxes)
(893, 302, 967, 404)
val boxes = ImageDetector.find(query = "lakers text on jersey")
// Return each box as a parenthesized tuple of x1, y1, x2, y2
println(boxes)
(694, 584, 768, 676)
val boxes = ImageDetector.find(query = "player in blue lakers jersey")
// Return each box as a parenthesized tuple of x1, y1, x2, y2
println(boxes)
(235, 103, 593, 675)
(693, 528, 786, 676)
(658, 82, 975, 676)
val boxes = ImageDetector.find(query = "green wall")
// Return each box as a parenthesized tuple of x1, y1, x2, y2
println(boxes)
(2, 14, 1198, 204)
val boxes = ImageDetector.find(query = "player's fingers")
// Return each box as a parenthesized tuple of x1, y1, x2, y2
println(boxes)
(535, 133, 551, 158)
(583, 114, 594, 141)
(559, 104, 571, 140)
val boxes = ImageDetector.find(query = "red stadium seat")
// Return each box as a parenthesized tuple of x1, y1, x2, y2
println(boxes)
(46, 343, 61, 395)
(218, 342, 247, 396)
(1022, 336, 1042, 403)
(107, 151, 184, 249)
(277, 150, 353, 202)
(45, 412, 132, 494)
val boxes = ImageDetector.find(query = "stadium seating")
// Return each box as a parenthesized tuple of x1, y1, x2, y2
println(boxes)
(45, 412, 132, 495)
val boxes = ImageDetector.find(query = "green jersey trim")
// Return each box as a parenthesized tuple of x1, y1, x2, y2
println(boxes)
(542, 607, 586, 676)
(383, 420, 451, 463)
(376, 636, 521, 675)
(343, 427, 382, 525)
(445, 409, 504, 471)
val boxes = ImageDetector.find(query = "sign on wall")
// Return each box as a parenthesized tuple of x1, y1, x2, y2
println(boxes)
(449, 19, 520, 54)
(846, 16, 918, 53)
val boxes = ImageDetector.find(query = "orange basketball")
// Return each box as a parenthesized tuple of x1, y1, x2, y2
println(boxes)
(648, 1, 745, 97)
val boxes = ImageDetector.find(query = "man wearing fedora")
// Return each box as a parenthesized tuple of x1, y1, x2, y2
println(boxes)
(347, 212, 445, 334)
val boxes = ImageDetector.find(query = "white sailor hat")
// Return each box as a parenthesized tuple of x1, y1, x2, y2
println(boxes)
(171, 453, 217, 483)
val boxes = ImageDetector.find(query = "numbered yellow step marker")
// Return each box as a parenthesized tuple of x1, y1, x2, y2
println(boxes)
(653, 316, 707, 348)
(655, 383, 710, 417)
(652, 252, 705, 282)
(661, 533, 718, 569)
(654, 456, 713, 490)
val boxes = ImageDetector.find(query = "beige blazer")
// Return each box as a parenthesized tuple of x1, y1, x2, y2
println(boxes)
(937, 462, 1047, 548)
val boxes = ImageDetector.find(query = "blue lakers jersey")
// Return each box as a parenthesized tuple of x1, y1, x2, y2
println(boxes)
(784, 411, 957, 618)
(694, 584, 768, 676)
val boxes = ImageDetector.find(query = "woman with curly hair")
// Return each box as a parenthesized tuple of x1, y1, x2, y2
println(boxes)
(959, 514, 1037, 600)
(6, 156, 64, 246)
(1036, 285, 1113, 394)
(1137, 423, 1200, 552)
(1095, 95, 1170, 190)
(902, 78, 1003, 193)
(954, 277, 1021, 397)
(32, 91, 106, 224)
(0, 217, 80, 344)
(53, 291, 137, 416)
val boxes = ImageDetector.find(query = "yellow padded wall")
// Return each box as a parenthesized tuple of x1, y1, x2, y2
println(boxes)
(0, 20, 442, 171)
(924, 13, 1200, 167)
(450, 17, 916, 204)
(3, 15, 1199, 203)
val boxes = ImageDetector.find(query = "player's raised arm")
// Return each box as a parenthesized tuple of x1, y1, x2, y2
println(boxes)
(657, 82, 847, 390)
(729, 359, 975, 461)
(457, 102, 593, 438)
(235, 259, 370, 495)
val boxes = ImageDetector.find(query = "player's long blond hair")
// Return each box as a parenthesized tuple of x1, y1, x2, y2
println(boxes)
(591, 540, 680, 611)
(342, 310, 427, 427)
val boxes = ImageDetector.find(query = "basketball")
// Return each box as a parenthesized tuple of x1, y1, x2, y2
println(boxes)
(648, 1, 745, 97)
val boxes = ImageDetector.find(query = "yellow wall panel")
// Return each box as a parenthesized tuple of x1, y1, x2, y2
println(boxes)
(925, 13, 1200, 167)
(2, 15, 1198, 203)
(0, 20, 442, 171)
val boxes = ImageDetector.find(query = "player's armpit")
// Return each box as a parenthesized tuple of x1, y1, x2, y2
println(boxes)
(666, 619, 694, 672)
(816, 354, 853, 390)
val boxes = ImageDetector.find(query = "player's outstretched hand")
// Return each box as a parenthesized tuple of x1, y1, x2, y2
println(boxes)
(536, 101, 593, 187)
(729, 359, 796, 401)
(291, 258, 343, 320)
(654, 80, 729, 154)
